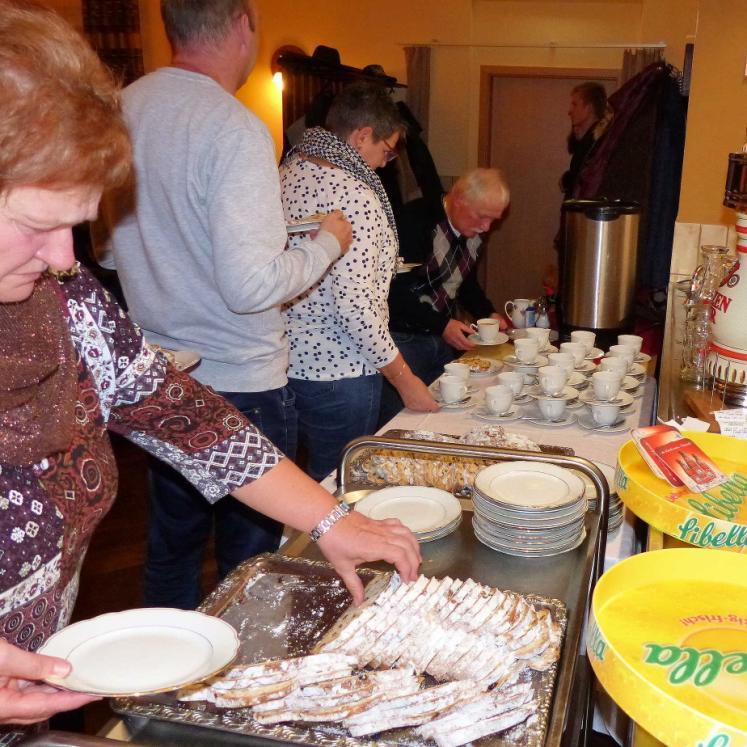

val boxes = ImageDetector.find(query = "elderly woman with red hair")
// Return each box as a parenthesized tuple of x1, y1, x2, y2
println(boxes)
(0, 0, 419, 726)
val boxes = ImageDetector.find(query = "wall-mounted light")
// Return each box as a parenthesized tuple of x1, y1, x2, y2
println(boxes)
(270, 44, 306, 92)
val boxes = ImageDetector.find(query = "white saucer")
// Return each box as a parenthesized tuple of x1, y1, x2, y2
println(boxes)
(577, 412, 629, 433)
(526, 413, 577, 428)
(474, 405, 521, 422)
(636, 352, 652, 363)
(528, 385, 579, 402)
(567, 371, 588, 388)
(620, 375, 641, 391)
(573, 360, 597, 373)
(468, 332, 509, 346)
(513, 391, 533, 404)
(39, 609, 239, 696)
(439, 394, 477, 410)
(503, 354, 549, 368)
(579, 390, 634, 408)
(585, 347, 605, 360)
(628, 362, 646, 377)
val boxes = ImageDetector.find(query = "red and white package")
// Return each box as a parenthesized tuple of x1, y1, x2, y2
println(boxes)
(631, 425, 728, 493)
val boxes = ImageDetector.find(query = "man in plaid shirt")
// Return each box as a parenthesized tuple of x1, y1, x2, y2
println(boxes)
(379, 168, 510, 424)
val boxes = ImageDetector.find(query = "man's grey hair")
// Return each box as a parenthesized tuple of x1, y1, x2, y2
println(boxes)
(452, 168, 510, 210)
(161, 0, 253, 49)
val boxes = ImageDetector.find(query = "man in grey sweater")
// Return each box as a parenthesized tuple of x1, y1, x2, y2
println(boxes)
(108, 0, 352, 609)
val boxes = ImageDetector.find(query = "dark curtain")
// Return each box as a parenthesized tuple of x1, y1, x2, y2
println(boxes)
(575, 62, 688, 291)
(82, 0, 143, 85)
(379, 101, 444, 230)
(404, 46, 431, 142)
(621, 47, 664, 84)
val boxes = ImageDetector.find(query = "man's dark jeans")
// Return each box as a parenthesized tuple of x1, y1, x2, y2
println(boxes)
(144, 386, 298, 609)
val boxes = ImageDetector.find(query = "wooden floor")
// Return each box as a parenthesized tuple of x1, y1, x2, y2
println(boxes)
(65, 433, 218, 734)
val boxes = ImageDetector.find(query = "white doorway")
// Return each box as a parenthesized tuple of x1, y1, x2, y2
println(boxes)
(477, 69, 617, 314)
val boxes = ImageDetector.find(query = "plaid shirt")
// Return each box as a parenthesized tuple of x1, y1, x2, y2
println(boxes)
(412, 219, 482, 314)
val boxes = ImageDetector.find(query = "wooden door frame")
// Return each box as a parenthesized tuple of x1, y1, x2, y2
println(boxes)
(478, 66, 621, 168)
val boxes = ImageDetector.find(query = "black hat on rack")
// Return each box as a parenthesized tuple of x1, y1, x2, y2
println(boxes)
(312, 45, 342, 67)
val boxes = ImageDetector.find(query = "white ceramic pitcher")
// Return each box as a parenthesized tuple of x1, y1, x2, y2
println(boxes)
(504, 298, 531, 328)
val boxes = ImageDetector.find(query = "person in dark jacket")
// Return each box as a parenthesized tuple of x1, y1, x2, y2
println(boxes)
(561, 81, 609, 198)
(379, 168, 510, 425)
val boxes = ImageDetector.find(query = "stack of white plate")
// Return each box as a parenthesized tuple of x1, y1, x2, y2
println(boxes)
(579, 462, 625, 533)
(471, 462, 587, 557)
(354, 486, 462, 543)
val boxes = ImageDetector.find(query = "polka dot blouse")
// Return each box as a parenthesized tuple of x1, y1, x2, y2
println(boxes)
(280, 156, 399, 381)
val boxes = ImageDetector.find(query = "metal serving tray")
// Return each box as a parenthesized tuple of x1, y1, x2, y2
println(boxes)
(113, 554, 566, 746)
(113, 436, 609, 746)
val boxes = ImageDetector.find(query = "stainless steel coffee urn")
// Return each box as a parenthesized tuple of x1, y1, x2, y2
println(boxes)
(560, 199, 641, 335)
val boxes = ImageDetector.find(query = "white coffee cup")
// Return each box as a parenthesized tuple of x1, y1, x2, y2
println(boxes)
(600, 356, 629, 377)
(444, 362, 470, 381)
(570, 330, 596, 354)
(537, 396, 567, 422)
(592, 370, 622, 401)
(591, 401, 621, 426)
(485, 384, 513, 415)
(560, 341, 586, 367)
(471, 318, 501, 344)
(538, 365, 568, 396)
(439, 374, 468, 404)
(607, 345, 635, 371)
(525, 327, 550, 351)
(497, 371, 524, 397)
(618, 334, 643, 356)
(514, 338, 539, 364)
(548, 352, 574, 374)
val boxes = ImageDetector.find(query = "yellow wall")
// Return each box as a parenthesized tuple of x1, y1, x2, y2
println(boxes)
(43, 0, 744, 226)
(132, 0, 696, 170)
(42, 0, 82, 29)
(677, 0, 747, 225)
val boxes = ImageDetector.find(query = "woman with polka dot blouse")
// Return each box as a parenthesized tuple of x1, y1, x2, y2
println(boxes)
(281, 83, 438, 481)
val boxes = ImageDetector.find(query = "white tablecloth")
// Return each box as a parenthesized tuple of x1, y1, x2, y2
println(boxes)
(375, 374, 657, 570)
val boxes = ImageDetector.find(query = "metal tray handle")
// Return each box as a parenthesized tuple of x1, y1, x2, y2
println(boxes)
(338, 436, 610, 583)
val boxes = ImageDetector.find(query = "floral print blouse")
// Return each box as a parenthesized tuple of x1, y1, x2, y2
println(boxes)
(0, 270, 282, 652)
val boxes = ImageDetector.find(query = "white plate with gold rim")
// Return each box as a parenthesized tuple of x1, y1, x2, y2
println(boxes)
(474, 461, 585, 510)
(39, 608, 238, 696)
(354, 486, 462, 535)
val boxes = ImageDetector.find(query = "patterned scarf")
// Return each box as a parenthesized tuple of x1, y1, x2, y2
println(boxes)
(413, 217, 481, 313)
(0, 278, 77, 466)
(288, 127, 398, 241)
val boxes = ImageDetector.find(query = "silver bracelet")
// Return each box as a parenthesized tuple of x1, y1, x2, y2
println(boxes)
(309, 502, 351, 542)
